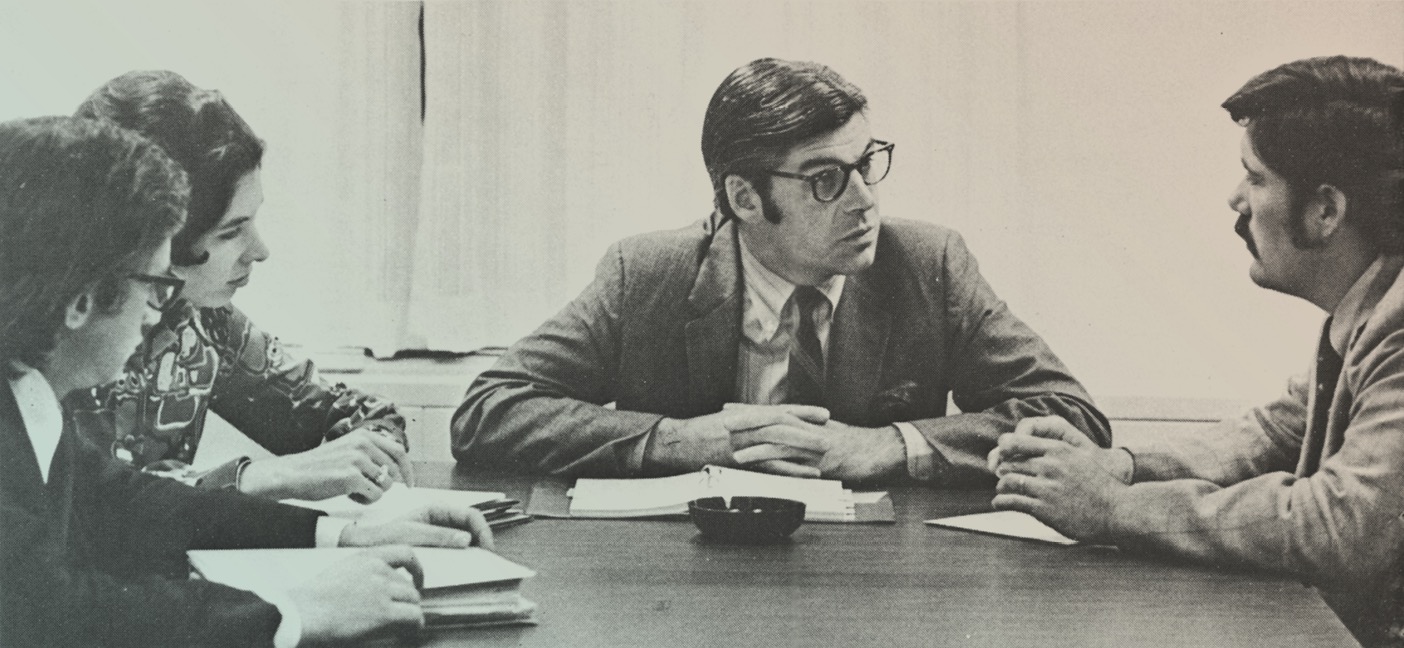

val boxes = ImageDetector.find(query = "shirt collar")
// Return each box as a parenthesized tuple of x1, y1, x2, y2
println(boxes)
(737, 234, 845, 344)
(7, 361, 64, 484)
(1328, 254, 1404, 355)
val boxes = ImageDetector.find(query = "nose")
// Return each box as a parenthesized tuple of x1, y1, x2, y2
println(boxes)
(243, 224, 271, 263)
(141, 301, 163, 329)
(1227, 178, 1248, 214)
(843, 168, 877, 211)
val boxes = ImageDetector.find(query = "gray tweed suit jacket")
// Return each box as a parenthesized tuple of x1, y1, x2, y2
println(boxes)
(453, 215, 1110, 485)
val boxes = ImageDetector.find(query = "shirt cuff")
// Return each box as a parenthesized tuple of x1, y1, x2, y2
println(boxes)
(893, 422, 934, 481)
(193, 456, 250, 490)
(257, 589, 303, 648)
(315, 517, 353, 548)
(629, 420, 665, 477)
(1114, 447, 1136, 484)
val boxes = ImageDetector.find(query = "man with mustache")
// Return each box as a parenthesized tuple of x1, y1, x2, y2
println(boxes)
(455, 58, 1109, 484)
(987, 56, 1404, 646)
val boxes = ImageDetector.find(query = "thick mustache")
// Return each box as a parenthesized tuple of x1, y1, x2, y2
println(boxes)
(1234, 212, 1259, 259)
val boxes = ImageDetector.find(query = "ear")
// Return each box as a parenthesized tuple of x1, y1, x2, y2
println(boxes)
(723, 174, 765, 224)
(1301, 183, 1349, 244)
(65, 289, 96, 332)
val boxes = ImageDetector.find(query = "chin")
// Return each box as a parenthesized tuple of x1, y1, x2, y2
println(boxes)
(1247, 262, 1294, 296)
(851, 245, 878, 271)
(188, 289, 235, 310)
(834, 254, 876, 277)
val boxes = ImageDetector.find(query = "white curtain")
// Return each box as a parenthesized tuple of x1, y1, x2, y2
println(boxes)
(250, 1, 424, 357)
(410, 1, 574, 352)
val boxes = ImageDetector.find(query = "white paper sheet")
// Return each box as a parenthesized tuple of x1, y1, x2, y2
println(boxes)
(924, 510, 1078, 545)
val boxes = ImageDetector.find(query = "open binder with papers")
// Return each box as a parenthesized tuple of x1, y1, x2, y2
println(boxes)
(528, 465, 895, 523)
(187, 547, 538, 628)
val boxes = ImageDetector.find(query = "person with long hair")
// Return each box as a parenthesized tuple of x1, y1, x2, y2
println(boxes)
(68, 70, 413, 502)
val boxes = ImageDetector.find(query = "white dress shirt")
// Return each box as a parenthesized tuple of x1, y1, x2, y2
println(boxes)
(736, 238, 934, 480)
(735, 235, 845, 404)
(9, 362, 63, 484)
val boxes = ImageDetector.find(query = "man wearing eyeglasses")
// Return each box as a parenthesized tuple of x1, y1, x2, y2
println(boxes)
(455, 58, 1109, 484)
(0, 116, 496, 648)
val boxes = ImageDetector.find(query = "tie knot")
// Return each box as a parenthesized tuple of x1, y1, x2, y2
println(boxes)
(793, 286, 826, 312)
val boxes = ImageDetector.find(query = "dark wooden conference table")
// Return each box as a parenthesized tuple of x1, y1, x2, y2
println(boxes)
(412, 462, 1359, 648)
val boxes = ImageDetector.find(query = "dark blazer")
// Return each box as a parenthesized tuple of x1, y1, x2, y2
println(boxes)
(453, 216, 1110, 483)
(0, 380, 322, 648)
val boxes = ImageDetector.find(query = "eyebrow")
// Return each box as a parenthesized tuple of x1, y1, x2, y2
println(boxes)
(795, 139, 880, 173)
(217, 216, 252, 231)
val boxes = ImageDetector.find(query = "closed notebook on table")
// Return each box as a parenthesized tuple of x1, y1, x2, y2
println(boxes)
(187, 547, 537, 627)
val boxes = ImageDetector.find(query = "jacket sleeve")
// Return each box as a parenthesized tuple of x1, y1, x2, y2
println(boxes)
(1120, 375, 1307, 485)
(204, 305, 406, 485)
(1, 437, 322, 648)
(1107, 332, 1404, 599)
(908, 232, 1112, 485)
(452, 242, 666, 477)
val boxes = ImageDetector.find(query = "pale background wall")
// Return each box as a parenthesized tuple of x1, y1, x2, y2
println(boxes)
(2, 0, 1401, 411)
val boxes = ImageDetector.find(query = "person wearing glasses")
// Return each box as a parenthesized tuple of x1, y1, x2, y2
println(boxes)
(64, 70, 413, 503)
(0, 115, 494, 648)
(454, 58, 1109, 483)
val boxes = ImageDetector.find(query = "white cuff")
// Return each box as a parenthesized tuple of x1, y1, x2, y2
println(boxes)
(893, 422, 934, 481)
(257, 589, 303, 648)
(315, 516, 353, 548)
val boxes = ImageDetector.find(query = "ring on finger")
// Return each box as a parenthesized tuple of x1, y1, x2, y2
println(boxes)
(374, 464, 391, 487)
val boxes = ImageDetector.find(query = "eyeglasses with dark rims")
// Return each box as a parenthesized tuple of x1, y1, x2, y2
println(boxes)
(764, 140, 894, 203)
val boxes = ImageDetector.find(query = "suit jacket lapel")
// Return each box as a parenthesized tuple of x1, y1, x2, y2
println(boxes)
(685, 216, 742, 413)
(827, 273, 891, 424)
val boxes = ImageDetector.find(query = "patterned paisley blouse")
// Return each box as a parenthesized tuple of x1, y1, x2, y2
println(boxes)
(67, 302, 406, 489)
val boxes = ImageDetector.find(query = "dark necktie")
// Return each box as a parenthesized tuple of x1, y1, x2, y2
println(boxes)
(1302, 318, 1343, 475)
(786, 286, 826, 406)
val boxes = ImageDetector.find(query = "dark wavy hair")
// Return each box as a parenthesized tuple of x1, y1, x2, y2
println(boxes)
(75, 70, 263, 265)
(0, 116, 188, 371)
(701, 58, 868, 224)
(1223, 56, 1404, 253)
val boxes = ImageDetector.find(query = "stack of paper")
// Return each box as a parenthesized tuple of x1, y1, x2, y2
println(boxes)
(283, 484, 531, 530)
(188, 547, 538, 628)
(569, 465, 856, 522)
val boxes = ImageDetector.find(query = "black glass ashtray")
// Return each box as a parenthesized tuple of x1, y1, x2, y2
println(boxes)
(687, 496, 806, 544)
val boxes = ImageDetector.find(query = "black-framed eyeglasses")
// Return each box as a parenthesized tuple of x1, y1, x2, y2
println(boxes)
(765, 140, 894, 203)
(127, 273, 184, 311)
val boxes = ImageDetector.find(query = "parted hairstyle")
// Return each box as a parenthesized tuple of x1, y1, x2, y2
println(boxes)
(75, 70, 263, 266)
(0, 116, 188, 372)
(1224, 55, 1404, 253)
(701, 58, 868, 224)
